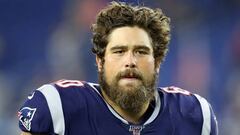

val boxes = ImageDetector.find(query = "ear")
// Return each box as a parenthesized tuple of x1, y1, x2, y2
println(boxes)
(96, 56, 103, 72)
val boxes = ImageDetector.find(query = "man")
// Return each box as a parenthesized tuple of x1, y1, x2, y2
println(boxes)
(18, 1, 218, 135)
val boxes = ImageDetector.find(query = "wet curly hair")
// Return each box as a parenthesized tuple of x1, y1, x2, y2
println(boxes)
(91, 1, 171, 63)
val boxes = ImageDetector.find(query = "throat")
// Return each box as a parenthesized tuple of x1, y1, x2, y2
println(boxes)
(116, 102, 151, 124)
(121, 99, 155, 125)
(138, 99, 155, 124)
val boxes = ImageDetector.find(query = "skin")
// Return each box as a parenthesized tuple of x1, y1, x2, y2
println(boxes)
(21, 26, 161, 134)
(97, 26, 160, 124)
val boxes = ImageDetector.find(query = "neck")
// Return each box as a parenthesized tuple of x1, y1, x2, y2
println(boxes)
(102, 90, 150, 124)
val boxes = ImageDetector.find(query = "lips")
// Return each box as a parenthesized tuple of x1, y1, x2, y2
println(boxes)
(120, 72, 141, 80)
(122, 75, 139, 79)
(121, 77, 139, 81)
(123, 76, 138, 79)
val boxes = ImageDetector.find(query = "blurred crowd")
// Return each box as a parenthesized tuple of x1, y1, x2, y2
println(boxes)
(0, 0, 239, 134)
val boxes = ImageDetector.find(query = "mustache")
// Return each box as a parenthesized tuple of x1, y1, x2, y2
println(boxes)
(116, 69, 143, 80)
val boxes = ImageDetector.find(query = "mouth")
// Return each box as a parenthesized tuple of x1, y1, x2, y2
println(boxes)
(119, 78, 140, 87)
(121, 77, 139, 80)
(117, 73, 142, 87)
(117, 69, 142, 83)
(120, 75, 141, 82)
(121, 74, 141, 80)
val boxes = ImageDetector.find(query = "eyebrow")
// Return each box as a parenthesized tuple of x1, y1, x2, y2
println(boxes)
(110, 45, 128, 51)
(134, 45, 151, 51)
(110, 45, 151, 51)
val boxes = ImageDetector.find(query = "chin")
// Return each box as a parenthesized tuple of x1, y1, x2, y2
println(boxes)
(118, 79, 141, 86)
(118, 83, 142, 93)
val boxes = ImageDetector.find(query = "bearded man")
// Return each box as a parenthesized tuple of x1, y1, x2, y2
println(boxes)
(18, 1, 218, 135)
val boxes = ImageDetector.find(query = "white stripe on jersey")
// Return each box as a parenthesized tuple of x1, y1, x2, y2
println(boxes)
(37, 84, 65, 135)
(143, 90, 161, 125)
(194, 94, 211, 135)
(87, 82, 129, 124)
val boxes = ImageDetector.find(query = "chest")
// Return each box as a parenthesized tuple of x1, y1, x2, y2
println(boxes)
(62, 102, 202, 135)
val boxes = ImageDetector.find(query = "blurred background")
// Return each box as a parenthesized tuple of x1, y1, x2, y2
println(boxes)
(0, 0, 239, 134)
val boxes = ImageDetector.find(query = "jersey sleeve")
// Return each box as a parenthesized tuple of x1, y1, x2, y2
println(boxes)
(210, 104, 218, 135)
(194, 94, 218, 135)
(18, 87, 54, 134)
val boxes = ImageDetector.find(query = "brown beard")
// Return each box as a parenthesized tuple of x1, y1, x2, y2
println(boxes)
(99, 67, 157, 114)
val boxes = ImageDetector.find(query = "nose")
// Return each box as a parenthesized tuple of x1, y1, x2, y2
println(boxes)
(125, 52, 136, 68)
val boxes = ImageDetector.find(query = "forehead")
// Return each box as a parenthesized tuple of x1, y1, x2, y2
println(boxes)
(107, 26, 153, 50)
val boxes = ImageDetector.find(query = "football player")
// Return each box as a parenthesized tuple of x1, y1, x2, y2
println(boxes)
(19, 1, 218, 135)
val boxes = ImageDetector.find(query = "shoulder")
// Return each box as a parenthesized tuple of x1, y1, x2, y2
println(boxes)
(158, 86, 213, 115)
(159, 86, 207, 107)
(158, 86, 218, 134)
(18, 79, 99, 133)
(52, 79, 100, 101)
(35, 79, 100, 98)
(37, 79, 101, 113)
(159, 86, 198, 108)
(158, 86, 207, 121)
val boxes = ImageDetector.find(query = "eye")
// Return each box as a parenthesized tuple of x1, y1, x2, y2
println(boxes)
(136, 50, 148, 55)
(113, 50, 124, 54)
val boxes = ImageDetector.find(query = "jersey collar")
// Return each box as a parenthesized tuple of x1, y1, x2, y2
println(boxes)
(87, 82, 161, 125)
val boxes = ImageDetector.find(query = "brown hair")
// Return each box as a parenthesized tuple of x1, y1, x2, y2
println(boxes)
(91, 1, 171, 63)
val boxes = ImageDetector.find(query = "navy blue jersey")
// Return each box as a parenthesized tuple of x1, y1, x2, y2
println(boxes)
(18, 79, 218, 135)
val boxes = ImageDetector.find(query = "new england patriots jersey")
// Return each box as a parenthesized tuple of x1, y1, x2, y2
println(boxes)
(18, 79, 218, 135)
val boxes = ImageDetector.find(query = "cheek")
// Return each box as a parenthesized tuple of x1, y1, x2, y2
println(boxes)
(104, 57, 120, 81)
(139, 58, 155, 74)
